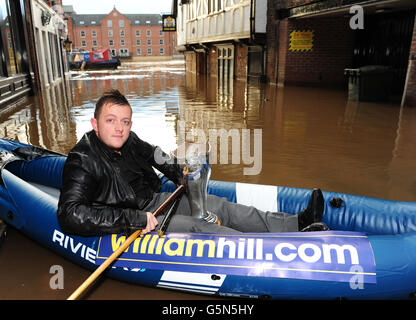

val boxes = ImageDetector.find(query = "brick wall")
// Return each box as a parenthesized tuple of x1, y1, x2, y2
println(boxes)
(267, 0, 354, 88)
(268, 1, 416, 104)
(266, 1, 278, 83)
(282, 17, 354, 87)
(235, 43, 248, 80)
(208, 49, 218, 77)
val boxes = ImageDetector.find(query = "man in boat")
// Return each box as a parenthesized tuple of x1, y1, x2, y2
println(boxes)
(57, 90, 327, 237)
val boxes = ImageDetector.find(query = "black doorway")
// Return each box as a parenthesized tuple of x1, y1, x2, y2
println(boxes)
(352, 10, 415, 96)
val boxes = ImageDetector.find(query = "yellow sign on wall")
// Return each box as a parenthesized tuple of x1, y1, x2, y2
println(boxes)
(289, 30, 314, 52)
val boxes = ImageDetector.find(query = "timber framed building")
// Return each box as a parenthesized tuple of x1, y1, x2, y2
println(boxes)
(175, 0, 268, 84)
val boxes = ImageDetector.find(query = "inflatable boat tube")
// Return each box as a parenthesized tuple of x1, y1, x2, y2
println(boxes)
(0, 138, 415, 299)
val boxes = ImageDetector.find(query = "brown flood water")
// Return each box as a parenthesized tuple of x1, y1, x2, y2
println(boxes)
(0, 60, 416, 299)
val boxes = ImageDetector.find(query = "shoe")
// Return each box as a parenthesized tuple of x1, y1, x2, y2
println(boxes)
(297, 188, 324, 230)
(300, 222, 330, 232)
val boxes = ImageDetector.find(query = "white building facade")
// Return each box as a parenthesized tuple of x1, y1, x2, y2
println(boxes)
(175, 0, 267, 82)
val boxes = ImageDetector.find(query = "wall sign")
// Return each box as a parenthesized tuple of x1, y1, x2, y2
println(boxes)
(162, 15, 176, 32)
(289, 30, 314, 52)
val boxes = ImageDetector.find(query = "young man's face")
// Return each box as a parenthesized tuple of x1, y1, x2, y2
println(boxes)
(91, 102, 132, 150)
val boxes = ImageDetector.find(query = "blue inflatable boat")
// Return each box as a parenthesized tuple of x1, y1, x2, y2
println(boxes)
(0, 138, 416, 299)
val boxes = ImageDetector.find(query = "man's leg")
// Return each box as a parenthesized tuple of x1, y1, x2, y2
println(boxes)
(206, 195, 299, 232)
(144, 192, 192, 216)
(162, 214, 242, 233)
(145, 190, 323, 233)
(144, 192, 241, 233)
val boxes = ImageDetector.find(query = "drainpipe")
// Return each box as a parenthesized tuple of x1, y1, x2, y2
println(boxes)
(273, 19, 280, 85)
(249, 0, 254, 42)
(401, 54, 414, 107)
(249, 0, 267, 81)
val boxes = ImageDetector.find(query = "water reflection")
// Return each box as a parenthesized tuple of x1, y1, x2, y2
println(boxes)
(388, 105, 416, 201)
(2, 60, 416, 300)
(178, 75, 416, 202)
(0, 79, 76, 153)
(0, 60, 416, 201)
(68, 60, 185, 153)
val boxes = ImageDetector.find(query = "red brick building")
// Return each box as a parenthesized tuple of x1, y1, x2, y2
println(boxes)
(64, 6, 178, 59)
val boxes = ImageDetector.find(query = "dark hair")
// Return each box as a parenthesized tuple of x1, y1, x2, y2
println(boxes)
(94, 89, 130, 119)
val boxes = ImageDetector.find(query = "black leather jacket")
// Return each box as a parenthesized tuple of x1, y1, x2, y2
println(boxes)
(57, 130, 182, 237)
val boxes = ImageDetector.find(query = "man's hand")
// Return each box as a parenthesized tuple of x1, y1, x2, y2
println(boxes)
(140, 211, 158, 235)
(176, 167, 188, 187)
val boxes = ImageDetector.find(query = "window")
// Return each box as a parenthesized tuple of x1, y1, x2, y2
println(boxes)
(146, 20, 151, 24)
(80, 21, 84, 25)
(120, 48, 128, 56)
(81, 40, 86, 47)
(108, 30, 113, 37)
(110, 49, 116, 56)
(119, 20, 124, 27)
(92, 30, 97, 37)
(159, 39, 164, 45)
(91, 21, 96, 24)
(147, 48, 152, 55)
(93, 40, 98, 46)
(136, 39, 141, 46)
(146, 29, 151, 36)
(147, 39, 151, 45)
(109, 40, 114, 46)
(160, 48, 164, 55)
(136, 30, 140, 37)
(121, 39, 125, 46)
(137, 48, 141, 55)
(120, 30, 125, 37)
(80, 30, 85, 38)
(135, 20, 140, 24)
(159, 30, 163, 36)
(107, 20, 112, 27)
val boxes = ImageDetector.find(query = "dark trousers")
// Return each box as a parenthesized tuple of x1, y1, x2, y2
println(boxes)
(143, 192, 299, 233)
